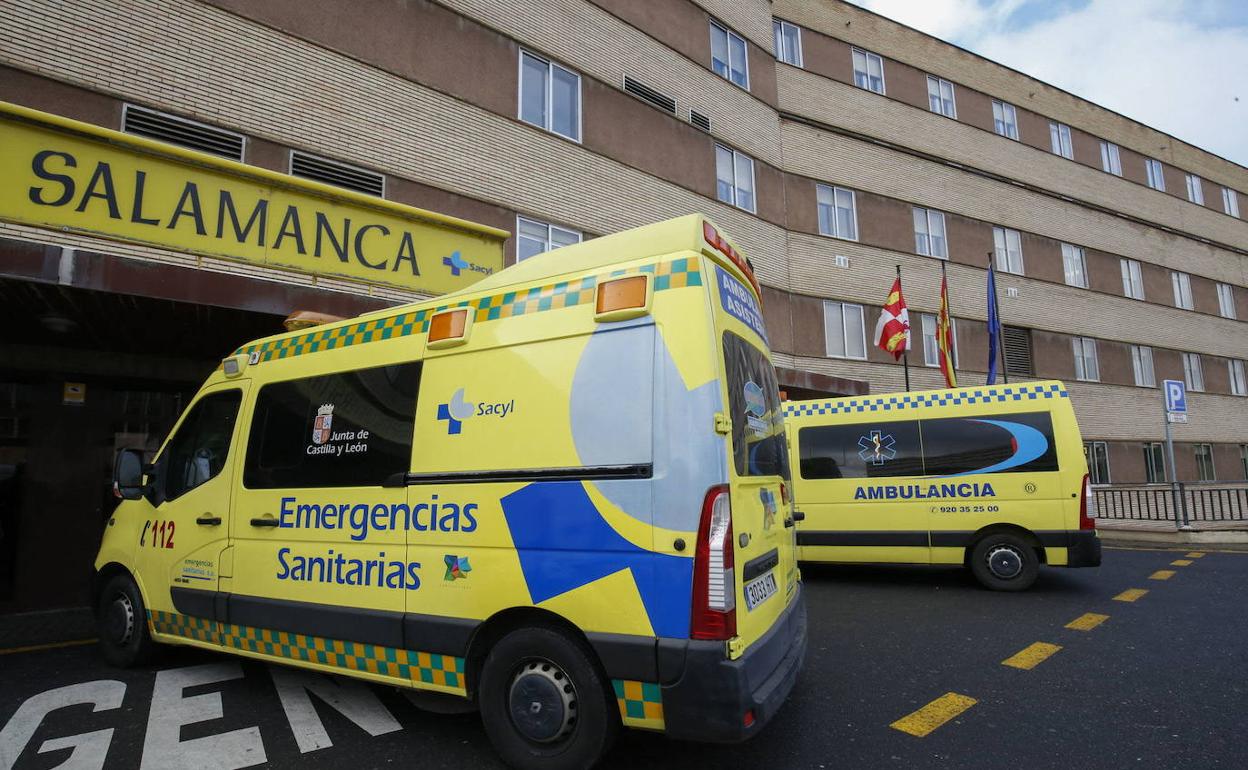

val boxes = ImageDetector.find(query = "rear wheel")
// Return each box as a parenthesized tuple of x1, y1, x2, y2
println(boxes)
(970, 533, 1039, 591)
(97, 574, 157, 667)
(478, 626, 619, 770)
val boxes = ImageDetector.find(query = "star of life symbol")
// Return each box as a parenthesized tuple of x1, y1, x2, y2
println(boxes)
(857, 429, 896, 466)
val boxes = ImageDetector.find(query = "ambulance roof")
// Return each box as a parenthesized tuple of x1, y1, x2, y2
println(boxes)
(783, 381, 1071, 419)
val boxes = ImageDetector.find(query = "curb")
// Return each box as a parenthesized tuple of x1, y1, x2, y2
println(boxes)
(1098, 527, 1248, 550)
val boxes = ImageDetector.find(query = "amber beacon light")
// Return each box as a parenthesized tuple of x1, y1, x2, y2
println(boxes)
(594, 274, 650, 321)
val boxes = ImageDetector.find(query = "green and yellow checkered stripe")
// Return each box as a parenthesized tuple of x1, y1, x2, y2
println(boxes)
(148, 611, 466, 694)
(612, 679, 665, 731)
(234, 257, 702, 364)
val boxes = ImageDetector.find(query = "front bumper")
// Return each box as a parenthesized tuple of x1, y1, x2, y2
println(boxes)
(1065, 529, 1102, 567)
(660, 584, 807, 742)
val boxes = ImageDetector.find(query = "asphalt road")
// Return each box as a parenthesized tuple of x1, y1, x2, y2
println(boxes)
(2, 546, 1244, 769)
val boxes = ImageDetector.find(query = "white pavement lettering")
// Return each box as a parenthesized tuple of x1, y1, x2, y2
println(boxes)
(140, 663, 265, 770)
(0, 680, 126, 770)
(270, 666, 402, 753)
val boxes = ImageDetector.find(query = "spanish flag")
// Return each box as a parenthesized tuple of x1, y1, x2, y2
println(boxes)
(874, 275, 910, 360)
(937, 269, 957, 388)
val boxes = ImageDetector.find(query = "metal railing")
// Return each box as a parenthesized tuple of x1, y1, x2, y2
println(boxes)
(1093, 483, 1248, 528)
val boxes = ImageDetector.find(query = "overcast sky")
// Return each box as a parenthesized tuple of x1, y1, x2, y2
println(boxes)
(851, 0, 1248, 167)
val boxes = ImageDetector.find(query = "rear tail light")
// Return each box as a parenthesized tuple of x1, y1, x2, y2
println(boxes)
(1079, 473, 1097, 530)
(691, 485, 736, 640)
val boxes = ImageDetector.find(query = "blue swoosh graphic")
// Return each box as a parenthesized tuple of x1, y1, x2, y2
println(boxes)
(945, 418, 1048, 476)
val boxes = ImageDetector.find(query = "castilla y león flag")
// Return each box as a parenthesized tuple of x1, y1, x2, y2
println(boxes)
(874, 276, 910, 360)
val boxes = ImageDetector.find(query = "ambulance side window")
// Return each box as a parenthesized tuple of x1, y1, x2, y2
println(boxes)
(157, 390, 242, 503)
(919, 412, 1059, 476)
(798, 421, 923, 479)
(243, 362, 420, 489)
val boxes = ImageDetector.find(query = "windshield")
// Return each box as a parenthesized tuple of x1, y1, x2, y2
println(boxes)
(722, 331, 790, 478)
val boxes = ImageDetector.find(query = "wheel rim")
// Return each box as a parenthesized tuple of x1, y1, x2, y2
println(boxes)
(985, 544, 1025, 580)
(105, 591, 136, 646)
(507, 657, 577, 744)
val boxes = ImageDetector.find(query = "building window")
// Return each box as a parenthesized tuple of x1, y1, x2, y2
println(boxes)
(1230, 359, 1247, 397)
(1195, 444, 1216, 482)
(1049, 122, 1073, 159)
(1186, 174, 1205, 205)
(519, 51, 581, 142)
(824, 301, 867, 359)
(1061, 243, 1087, 288)
(1183, 352, 1204, 392)
(715, 145, 756, 213)
(1217, 283, 1237, 319)
(1241, 444, 1248, 480)
(1121, 258, 1145, 300)
(921, 313, 957, 367)
(1003, 326, 1034, 376)
(992, 226, 1024, 275)
(852, 48, 885, 94)
(710, 21, 749, 89)
(817, 184, 858, 240)
(1100, 141, 1122, 176)
(992, 99, 1018, 140)
(926, 76, 956, 118)
(1145, 158, 1166, 191)
(1131, 344, 1155, 388)
(517, 216, 581, 261)
(1143, 442, 1166, 483)
(1072, 337, 1099, 382)
(913, 207, 948, 259)
(1171, 271, 1194, 310)
(1084, 441, 1111, 484)
(1224, 187, 1241, 218)
(773, 19, 802, 67)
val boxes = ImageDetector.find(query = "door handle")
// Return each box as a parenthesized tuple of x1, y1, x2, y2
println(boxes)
(784, 517, 795, 528)
(250, 516, 279, 528)
(196, 515, 222, 526)
(792, 510, 806, 522)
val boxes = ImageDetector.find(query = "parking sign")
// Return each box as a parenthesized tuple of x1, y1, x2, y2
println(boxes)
(1163, 379, 1187, 413)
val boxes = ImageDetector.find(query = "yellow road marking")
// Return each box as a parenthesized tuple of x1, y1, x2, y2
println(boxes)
(0, 638, 96, 656)
(890, 693, 978, 737)
(1002, 642, 1062, 670)
(1170, 559, 1193, 567)
(1150, 570, 1175, 580)
(1186, 552, 1205, 558)
(1114, 588, 1148, 602)
(1065, 612, 1109, 631)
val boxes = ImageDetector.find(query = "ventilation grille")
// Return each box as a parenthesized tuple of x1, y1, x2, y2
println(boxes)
(122, 105, 244, 160)
(833, 255, 850, 268)
(290, 151, 385, 197)
(690, 110, 711, 132)
(623, 75, 676, 115)
(1005, 287, 1019, 298)
(1002, 326, 1034, 376)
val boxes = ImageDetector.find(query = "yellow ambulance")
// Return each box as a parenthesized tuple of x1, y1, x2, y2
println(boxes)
(784, 381, 1100, 591)
(96, 214, 805, 768)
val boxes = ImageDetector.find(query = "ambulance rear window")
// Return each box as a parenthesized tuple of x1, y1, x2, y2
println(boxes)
(722, 332, 789, 478)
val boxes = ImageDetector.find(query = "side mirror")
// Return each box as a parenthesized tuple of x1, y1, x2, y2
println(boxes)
(113, 448, 146, 501)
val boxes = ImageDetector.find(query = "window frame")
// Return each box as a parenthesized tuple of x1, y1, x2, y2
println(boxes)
(920, 312, 958, 368)
(1230, 359, 1247, 397)
(1072, 336, 1099, 382)
(1120, 258, 1145, 300)
(518, 49, 582, 143)
(992, 226, 1024, 275)
(710, 20, 750, 89)
(1084, 440, 1111, 484)
(823, 300, 867, 360)
(1145, 158, 1166, 191)
(1216, 282, 1236, 319)
(1171, 271, 1194, 310)
(1130, 344, 1156, 388)
(715, 144, 757, 214)
(926, 75, 957, 118)
(154, 388, 243, 504)
(1183, 352, 1205, 392)
(991, 99, 1018, 140)
(773, 19, 803, 67)
(851, 47, 885, 94)
(1061, 243, 1088, 288)
(516, 215, 582, 261)
(1223, 187, 1241, 218)
(1195, 444, 1216, 482)
(1144, 442, 1167, 483)
(816, 184, 858, 241)
(1186, 174, 1205, 205)
(1049, 121, 1073, 159)
(912, 206, 948, 259)
(1100, 141, 1122, 176)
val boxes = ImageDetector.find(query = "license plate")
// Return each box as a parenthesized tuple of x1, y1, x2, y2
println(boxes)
(743, 572, 778, 611)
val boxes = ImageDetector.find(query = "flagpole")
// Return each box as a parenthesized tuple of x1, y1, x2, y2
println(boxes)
(897, 264, 910, 392)
(940, 260, 955, 387)
(988, 252, 1009, 384)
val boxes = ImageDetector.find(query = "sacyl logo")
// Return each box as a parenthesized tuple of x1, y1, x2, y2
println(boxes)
(436, 388, 516, 435)
(442, 250, 493, 278)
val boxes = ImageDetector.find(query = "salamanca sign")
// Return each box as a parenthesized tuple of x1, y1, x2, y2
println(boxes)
(0, 102, 507, 295)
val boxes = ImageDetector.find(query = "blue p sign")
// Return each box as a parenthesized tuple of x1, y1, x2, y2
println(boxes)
(1163, 379, 1187, 413)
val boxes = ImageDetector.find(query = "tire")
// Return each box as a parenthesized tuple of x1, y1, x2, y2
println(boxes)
(970, 533, 1039, 591)
(96, 574, 158, 667)
(478, 626, 619, 770)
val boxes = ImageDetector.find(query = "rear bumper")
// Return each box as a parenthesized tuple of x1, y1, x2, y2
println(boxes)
(660, 584, 807, 742)
(1065, 529, 1102, 568)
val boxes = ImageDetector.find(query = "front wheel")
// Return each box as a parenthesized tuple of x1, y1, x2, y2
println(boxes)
(970, 533, 1039, 591)
(97, 574, 157, 667)
(478, 626, 619, 770)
